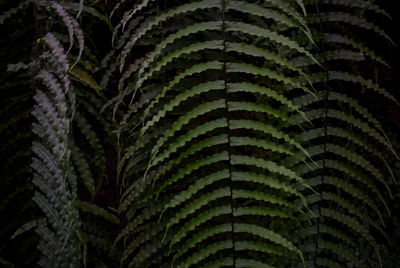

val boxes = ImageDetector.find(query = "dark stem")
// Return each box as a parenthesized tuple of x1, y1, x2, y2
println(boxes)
(313, 0, 330, 266)
(33, 3, 40, 56)
(221, 1, 236, 266)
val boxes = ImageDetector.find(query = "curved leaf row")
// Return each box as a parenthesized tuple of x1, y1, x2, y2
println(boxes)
(64, 3, 125, 266)
(114, 0, 315, 267)
(31, 32, 82, 268)
(54, 2, 122, 266)
(10, 2, 111, 267)
(285, 0, 396, 266)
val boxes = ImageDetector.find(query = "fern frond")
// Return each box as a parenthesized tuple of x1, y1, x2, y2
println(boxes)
(30, 24, 86, 267)
(77, 201, 119, 224)
(49, 2, 84, 66)
(114, 1, 315, 267)
(286, 1, 395, 266)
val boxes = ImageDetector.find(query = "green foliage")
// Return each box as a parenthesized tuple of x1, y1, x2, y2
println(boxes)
(286, 0, 397, 266)
(0, 0, 399, 267)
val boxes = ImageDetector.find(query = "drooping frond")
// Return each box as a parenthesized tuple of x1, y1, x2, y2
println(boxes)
(31, 31, 82, 268)
(285, 0, 396, 266)
(112, 0, 316, 266)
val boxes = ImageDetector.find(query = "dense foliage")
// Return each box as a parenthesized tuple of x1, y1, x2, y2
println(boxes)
(0, 0, 399, 267)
